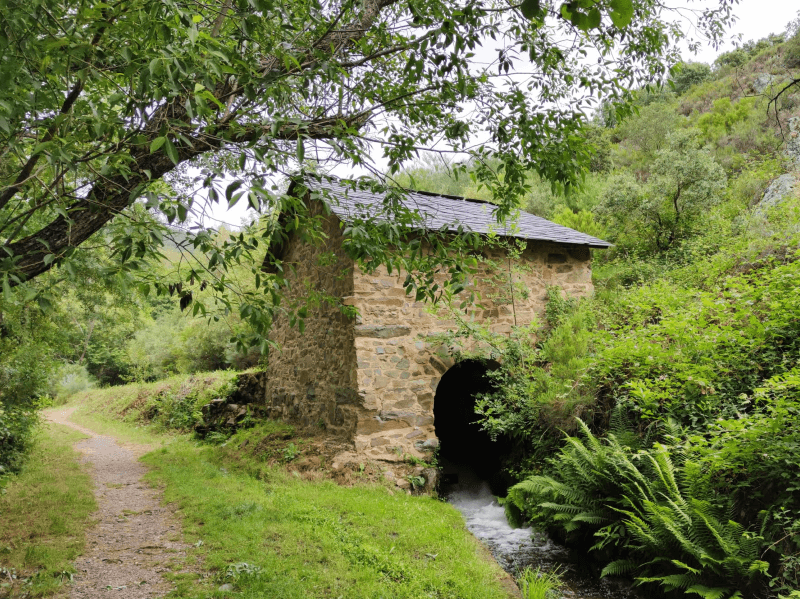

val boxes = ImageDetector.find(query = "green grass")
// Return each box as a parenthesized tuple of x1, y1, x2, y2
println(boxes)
(68, 404, 174, 447)
(63, 370, 238, 442)
(0, 423, 97, 597)
(62, 370, 238, 446)
(142, 437, 513, 598)
(60, 379, 516, 597)
(516, 566, 563, 599)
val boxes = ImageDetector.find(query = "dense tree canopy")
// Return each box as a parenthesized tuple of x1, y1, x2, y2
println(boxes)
(0, 0, 742, 356)
(0, 0, 737, 274)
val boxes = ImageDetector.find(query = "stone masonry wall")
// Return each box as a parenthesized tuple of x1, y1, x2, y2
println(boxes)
(263, 205, 361, 438)
(346, 242, 594, 462)
(262, 200, 596, 464)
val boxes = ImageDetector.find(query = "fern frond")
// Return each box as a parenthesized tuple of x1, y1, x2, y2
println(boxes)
(600, 559, 636, 577)
(648, 444, 681, 499)
(656, 573, 701, 590)
(538, 502, 585, 515)
(684, 584, 731, 599)
(571, 512, 608, 525)
(745, 560, 769, 577)
(670, 559, 701, 575)
(692, 500, 736, 556)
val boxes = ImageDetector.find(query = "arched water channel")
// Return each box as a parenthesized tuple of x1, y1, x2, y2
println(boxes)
(434, 360, 633, 599)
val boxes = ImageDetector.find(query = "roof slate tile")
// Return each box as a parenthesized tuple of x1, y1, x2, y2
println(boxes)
(307, 179, 611, 248)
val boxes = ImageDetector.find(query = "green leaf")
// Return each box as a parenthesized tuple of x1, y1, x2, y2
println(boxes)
(519, 0, 541, 20)
(226, 181, 243, 205)
(570, 9, 589, 30)
(150, 136, 166, 154)
(587, 7, 601, 28)
(296, 140, 305, 163)
(149, 57, 162, 77)
(37, 295, 53, 313)
(2, 275, 11, 302)
(609, 0, 633, 28)
(164, 138, 179, 165)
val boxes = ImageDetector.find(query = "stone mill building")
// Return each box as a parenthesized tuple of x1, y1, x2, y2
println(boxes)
(262, 178, 610, 465)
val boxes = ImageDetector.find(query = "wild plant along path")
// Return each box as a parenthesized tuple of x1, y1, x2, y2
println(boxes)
(45, 407, 189, 599)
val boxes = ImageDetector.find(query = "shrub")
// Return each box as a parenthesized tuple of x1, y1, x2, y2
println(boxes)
(49, 363, 97, 401)
(126, 310, 259, 382)
(508, 420, 770, 598)
(0, 404, 39, 476)
(551, 207, 606, 239)
(697, 97, 755, 142)
(599, 131, 726, 253)
(784, 30, 800, 69)
(670, 62, 712, 96)
(614, 100, 681, 161)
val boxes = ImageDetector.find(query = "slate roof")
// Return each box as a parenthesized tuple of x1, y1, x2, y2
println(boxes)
(307, 179, 611, 249)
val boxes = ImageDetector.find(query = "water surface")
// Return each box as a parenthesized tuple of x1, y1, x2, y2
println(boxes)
(441, 459, 633, 599)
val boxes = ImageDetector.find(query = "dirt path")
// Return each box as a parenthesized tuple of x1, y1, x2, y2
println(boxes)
(45, 407, 189, 599)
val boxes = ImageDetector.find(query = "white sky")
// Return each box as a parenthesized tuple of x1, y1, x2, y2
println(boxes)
(207, 0, 799, 229)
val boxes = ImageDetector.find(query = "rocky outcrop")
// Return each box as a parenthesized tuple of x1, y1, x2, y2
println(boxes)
(754, 117, 800, 218)
(752, 73, 777, 94)
(195, 399, 267, 436)
(755, 173, 798, 216)
(194, 371, 267, 437)
(786, 116, 800, 168)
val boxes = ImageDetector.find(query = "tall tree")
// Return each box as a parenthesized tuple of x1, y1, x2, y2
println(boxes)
(0, 0, 736, 347)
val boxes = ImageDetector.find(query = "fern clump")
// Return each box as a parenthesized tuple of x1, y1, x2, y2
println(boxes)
(507, 419, 769, 598)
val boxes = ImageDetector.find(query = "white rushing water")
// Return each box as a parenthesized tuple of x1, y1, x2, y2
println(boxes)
(442, 459, 631, 599)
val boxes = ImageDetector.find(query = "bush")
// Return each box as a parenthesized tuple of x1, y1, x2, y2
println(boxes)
(126, 310, 260, 382)
(786, 37, 800, 69)
(49, 363, 97, 401)
(598, 131, 726, 253)
(0, 404, 39, 476)
(551, 207, 607, 239)
(508, 420, 770, 598)
(697, 97, 755, 142)
(670, 62, 712, 96)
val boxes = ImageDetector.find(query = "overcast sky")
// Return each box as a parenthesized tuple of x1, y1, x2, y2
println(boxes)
(206, 0, 799, 228)
(687, 0, 796, 63)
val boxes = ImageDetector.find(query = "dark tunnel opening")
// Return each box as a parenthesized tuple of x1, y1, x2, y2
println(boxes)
(434, 359, 513, 496)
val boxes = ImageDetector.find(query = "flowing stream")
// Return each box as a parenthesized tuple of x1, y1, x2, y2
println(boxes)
(441, 458, 633, 599)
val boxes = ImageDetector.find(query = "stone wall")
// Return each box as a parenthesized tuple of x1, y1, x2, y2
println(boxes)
(346, 242, 593, 462)
(263, 200, 596, 463)
(263, 204, 361, 438)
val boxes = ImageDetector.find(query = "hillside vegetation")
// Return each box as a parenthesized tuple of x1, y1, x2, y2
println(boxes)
(399, 30, 800, 599)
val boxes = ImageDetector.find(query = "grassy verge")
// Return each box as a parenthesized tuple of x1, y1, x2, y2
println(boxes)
(516, 566, 563, 600)
(63, 371, 239, 439)
(142, 428, 514, 598)
(63, 379, 517, 598)
(62, 371, 239, 446)
(0, 423, 96, 598)
(67, 404, 173, 447)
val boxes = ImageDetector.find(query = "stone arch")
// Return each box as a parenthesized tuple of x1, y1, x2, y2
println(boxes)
(433, 358, 511, 488)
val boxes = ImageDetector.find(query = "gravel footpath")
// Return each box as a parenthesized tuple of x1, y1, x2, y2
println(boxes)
(45, 407, 190, 599)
